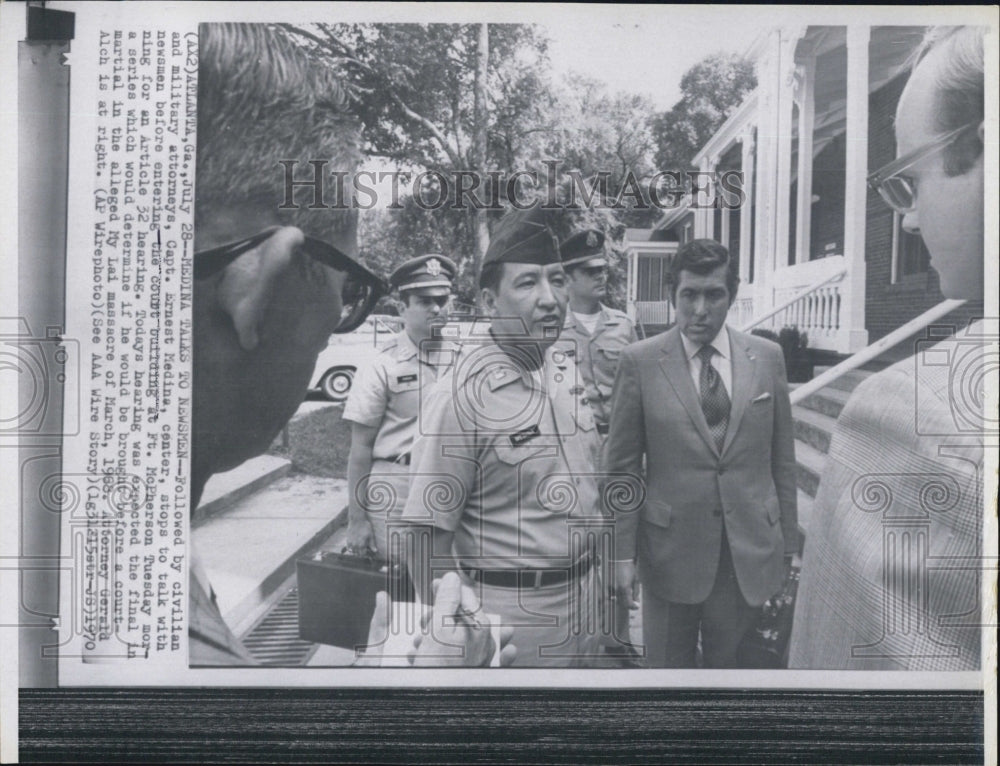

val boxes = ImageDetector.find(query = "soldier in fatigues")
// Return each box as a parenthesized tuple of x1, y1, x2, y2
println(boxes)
(555, 230, 638, 437)
(554, 229, 641, 664)
(401, 207, 607, 667)
(342, 255, 459, 559)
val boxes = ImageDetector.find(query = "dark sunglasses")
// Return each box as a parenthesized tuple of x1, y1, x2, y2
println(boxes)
(194, 227, 389, 334)
(579, 265, 608, 279)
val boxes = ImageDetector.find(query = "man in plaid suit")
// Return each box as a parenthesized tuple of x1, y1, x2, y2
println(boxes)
(789, 26, 987, 670)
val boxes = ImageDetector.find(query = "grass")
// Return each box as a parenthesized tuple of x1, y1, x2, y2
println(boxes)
(268, 404, 352, 478)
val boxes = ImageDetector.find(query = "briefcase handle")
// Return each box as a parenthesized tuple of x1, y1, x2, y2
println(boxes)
(340, 544, 378, 561)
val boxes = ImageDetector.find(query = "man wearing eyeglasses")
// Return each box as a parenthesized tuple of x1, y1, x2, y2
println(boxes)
(789, 26, 986, 670)
(188, 24, 388, 664)
(342, 255, 459, 560)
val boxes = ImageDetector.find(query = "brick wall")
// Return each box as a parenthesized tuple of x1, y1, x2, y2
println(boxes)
(865, 74, 958, 341)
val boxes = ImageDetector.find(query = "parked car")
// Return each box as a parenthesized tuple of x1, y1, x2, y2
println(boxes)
(309, 315, 403, 401)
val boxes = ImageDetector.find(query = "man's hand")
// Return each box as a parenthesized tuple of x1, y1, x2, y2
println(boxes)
(344, 517, 376, 556)
(353, 590, 391, 667)
(614, 560, 640, 610)
(409, 572, 516, 667)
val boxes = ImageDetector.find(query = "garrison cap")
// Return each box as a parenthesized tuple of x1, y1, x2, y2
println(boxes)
(560, 229, 606, 269)
(390, 254, 457, 296)
(482, 206, 562, 270)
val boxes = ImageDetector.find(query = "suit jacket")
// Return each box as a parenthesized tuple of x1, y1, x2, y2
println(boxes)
(603, 325, 798, 607)
(788, 324, 984, 670)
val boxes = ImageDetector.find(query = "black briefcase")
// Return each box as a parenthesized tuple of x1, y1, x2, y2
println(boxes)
(296, 551, 415, 650)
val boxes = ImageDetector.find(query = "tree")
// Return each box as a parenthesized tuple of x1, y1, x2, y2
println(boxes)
(650, 53, 756, 174)
(281, 23, 555, 282)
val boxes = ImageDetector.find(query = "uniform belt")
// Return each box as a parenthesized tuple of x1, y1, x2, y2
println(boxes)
(596, 423, 610, 436)
(461, 554, 593, 589)
(378, 454, 411, 466)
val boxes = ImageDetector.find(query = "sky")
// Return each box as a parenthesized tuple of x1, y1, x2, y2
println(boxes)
(540, 10, 769, 110)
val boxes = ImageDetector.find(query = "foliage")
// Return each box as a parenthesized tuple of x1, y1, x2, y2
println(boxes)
(650, 53, 756, 173)
(276, 23, 659, 307)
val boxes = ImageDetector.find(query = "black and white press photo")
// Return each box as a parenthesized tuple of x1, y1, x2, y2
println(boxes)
(3, 2, 996, 762)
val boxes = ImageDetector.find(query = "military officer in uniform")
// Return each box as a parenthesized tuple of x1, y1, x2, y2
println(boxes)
(555, 229, 640, 663)
(555, 229, 638, 437)
(343, 254, 459, 559)
(400, 207, 607, 667)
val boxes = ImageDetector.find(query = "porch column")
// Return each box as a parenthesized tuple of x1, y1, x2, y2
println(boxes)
(739, 127, 755, 286)
(774, 45, 795, 275)
(840, 25, 870, 352)
(794, 58, 815, 265)
(695, 155, 716, 239)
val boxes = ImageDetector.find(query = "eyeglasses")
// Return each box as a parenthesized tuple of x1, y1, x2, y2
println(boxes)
(867, 122, 979, 214)
(194, 226, 389, 334)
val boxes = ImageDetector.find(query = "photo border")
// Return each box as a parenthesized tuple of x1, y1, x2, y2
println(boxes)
(18, 688, 986, 763)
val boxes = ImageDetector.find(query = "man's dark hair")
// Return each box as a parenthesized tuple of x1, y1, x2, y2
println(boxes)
(479, 261, 504, 293)
(665, 239, 740, 302)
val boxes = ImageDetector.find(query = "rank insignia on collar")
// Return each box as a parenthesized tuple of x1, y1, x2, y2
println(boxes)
(509, 424, 541, 446)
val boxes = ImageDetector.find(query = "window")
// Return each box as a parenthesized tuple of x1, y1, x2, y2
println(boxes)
(891, 212, 931, 282)
(637, 254, 668, 301)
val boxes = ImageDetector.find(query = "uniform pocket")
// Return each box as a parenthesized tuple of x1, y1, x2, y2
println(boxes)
(388, 376, 421, 395)
(492, 442, 552, 465)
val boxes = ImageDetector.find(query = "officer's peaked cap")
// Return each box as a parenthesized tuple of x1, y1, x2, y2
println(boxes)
(390, 254, 457, 296)
(560, 229, 606, 269)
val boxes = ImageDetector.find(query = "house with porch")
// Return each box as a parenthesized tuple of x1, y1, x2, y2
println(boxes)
(624, 25, 981, 349)
(622, 26, 984, 616)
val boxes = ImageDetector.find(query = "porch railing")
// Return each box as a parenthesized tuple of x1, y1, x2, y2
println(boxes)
(789, 298, 967, 405)
(633, 301, 672, 327)
(730, 296, 755, 328)
(741, 269, 847, 348)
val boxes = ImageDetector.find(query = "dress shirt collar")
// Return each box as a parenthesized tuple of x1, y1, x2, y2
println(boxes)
(680, 322, 730, 363)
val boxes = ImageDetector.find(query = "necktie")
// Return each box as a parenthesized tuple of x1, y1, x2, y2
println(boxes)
(697, 345, 730, 452)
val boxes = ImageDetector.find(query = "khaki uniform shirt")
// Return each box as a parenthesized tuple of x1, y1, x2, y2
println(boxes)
(343, 330, 458, 460)
(553, 304, 637, 427)
(402, 340, 603, 569)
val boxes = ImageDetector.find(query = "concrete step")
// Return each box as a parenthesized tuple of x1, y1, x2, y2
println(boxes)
(194, 455, 292, 525)
(792, 405, 837, 455)
(192, 471, 349, 637)
(795, 439, 826, 499)
(810, 366, 876, 394)
(797, 385, 852, 419)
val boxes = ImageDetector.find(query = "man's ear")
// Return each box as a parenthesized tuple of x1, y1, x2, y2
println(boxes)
(215, 226, 305, 351)
(480, 287, 498, 316)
